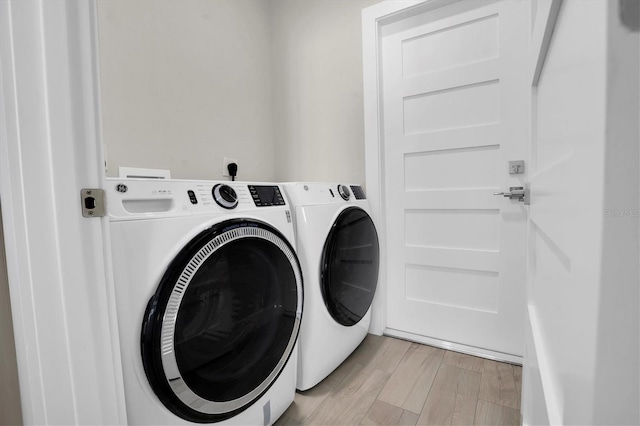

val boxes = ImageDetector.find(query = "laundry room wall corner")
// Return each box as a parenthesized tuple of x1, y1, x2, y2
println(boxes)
(97, 0, 276, 181)
(271, 0, 381, 184)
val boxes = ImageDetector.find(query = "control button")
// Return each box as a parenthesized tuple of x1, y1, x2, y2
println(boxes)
(220, 186, 236, 203)
(187, 190, 198, 205)
(337, 184, 351, 201)
(212, 184, 238, 209)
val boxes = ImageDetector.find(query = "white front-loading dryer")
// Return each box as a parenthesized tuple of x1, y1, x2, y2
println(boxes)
(282, 183, 379, 391)
(107, 178, 302, 425)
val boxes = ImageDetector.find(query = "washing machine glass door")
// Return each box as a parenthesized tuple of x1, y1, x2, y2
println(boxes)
(141, 219, 303, 423)
(321, 207, 380, 326)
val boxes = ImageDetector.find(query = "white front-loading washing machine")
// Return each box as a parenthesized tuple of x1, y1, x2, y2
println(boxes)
(281, 183, 379, 391)
(107, 178, 303, 425)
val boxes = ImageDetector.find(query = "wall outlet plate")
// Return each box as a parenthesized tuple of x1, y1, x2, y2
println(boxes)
(509, 160, 525, 174)
(222, 157, 238, 178)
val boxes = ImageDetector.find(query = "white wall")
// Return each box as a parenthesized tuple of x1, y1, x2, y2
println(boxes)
(270, 0, 380, 184)
(97, 0, 380, 184)
(97, 0, 275, 181)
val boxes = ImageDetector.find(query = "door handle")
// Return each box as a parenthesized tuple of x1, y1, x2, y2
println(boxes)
(493, 186, 529, 205)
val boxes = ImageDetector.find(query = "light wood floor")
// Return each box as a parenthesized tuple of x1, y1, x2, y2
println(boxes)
(276, 334, 522, 426)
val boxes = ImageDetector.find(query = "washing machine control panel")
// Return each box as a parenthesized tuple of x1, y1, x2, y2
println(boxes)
(337, 184, 351, 201)
(248, 185, 286, 207)
(105, 178, 291, 219)
(212, 184, 239, 209)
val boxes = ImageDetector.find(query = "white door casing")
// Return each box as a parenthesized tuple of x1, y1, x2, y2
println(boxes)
(363, 0, 424, 339)
(0, 1, 127, 423)
(522, 0, 639, 424)
(368, 0, 528, 361)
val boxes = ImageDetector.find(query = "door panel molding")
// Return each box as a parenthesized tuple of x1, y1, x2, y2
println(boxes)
(531, 0, 563, 86)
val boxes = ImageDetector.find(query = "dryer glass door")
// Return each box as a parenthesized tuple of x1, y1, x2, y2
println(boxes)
(141, 219, 302, 423)
(321, 207, 380, 326)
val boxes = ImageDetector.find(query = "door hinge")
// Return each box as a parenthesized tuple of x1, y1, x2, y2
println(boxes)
(81, 188, 106, 218)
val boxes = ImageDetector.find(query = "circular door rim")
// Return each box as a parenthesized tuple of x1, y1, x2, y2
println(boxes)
(320, 206, 379, 327)
(150, 220, 303, 417)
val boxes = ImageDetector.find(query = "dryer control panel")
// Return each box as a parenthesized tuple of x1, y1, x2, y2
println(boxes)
(281, 182, 367, 206)
(248, 185, 286, 207)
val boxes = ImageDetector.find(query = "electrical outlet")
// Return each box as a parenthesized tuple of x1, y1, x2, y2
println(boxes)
(222, 157, 238, 178)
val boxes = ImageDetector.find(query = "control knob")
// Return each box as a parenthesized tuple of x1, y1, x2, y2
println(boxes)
(337, 184, 351, 201)
(212, 184, 238, 209)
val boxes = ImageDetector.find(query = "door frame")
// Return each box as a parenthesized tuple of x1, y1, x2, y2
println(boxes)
(363, 0, 456, 336)
(0, 1, 127, 423)
(363, 0, 524, 364)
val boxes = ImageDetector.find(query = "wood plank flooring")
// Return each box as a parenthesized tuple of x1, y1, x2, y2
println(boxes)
(276, 335, 522, 426)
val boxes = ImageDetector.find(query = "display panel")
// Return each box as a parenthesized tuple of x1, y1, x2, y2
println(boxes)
(248, 185, 286, 207)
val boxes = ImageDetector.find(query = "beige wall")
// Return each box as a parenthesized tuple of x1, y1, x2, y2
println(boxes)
(0, 204, 22, 426)
(97, 0, 379, 184)
(270, 0, 380, 183)
(97, 0, 275, 181)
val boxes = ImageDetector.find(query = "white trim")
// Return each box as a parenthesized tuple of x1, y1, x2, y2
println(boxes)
(385, 328, 523, 365)
(362, 0, 460, 335)
(0, 1, 126, 423)
(530, 0, 563, 86)
(362, 0, 427, 335)
(526, 305, 562, 425)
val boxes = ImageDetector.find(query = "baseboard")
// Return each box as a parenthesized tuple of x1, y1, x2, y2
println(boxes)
(384, 328, 523, 365)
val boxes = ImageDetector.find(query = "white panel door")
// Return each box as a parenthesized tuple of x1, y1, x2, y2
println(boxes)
(0, 0, 127, 423)
(522, 0, 639, 424)
(381, 0, 529, 358)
